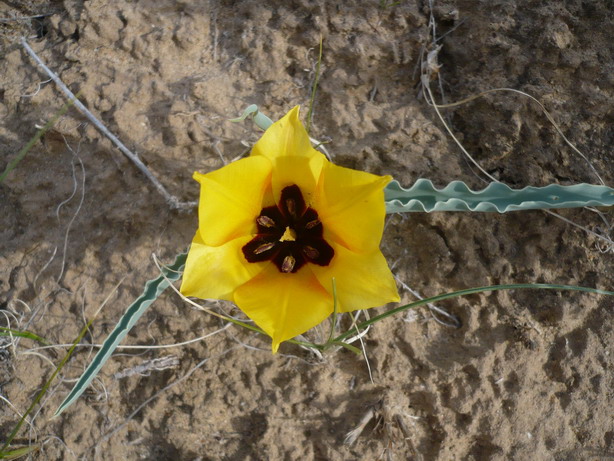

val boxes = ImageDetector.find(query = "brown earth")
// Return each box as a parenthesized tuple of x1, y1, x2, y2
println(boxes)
(1, 1, 613, 460)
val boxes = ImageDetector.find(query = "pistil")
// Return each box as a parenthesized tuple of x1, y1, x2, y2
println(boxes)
(279, 226, 297, 242)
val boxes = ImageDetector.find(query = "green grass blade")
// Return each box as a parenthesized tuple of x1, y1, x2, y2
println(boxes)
(0, 93, 79, 184)
(1, 304, 99, 453)
(53, 251, 187, 417)
(385, 179, 614, 213)
(332, 283, 614, 345)
(0, 327, 49, 345)
(0, 445, 40, 460)
(331, 340, 362, 355)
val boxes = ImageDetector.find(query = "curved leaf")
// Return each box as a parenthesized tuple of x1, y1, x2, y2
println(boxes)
(54, 252, 187, 417)
(229, 104, 273, 131)
(385, 179, 614, 213)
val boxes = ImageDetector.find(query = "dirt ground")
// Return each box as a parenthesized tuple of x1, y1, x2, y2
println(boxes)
(1, 1, 613, 460)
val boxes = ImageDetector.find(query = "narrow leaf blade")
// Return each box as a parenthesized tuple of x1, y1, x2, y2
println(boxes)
(53, 252, 187, 417)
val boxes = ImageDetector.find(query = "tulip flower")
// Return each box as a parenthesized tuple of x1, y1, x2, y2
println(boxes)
(181, 106, 399, 352)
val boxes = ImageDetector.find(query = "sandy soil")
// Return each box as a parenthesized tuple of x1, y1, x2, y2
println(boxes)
(1, 1, 613, 460)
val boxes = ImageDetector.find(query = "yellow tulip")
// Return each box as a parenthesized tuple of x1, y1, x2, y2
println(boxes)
(180, 106, 399, 352)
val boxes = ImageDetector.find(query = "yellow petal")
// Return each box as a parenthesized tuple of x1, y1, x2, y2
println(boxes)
(195, 156, 272, 246)
(315, 161, 392, 252)
(270, 154, 326, 205)
(310, 242, 400, 313)
(234, 265, 333, 352)
(180, 232, 267, 301)
(251, 106, 319, 161)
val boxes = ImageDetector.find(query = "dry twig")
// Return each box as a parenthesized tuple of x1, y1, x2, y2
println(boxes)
(20, 38, 196, 211)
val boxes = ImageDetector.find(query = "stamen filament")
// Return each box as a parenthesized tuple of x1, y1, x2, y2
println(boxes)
(303, 246, 319, 259)
(286, 199, 296, 217)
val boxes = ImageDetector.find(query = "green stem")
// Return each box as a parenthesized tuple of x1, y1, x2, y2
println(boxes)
(332, 283, 614, 344)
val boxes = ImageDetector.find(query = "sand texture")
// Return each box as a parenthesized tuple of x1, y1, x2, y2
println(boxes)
(1, 1, 613, 460)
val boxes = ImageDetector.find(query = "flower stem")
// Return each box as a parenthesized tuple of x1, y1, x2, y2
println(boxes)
(331, 283, 614, 344)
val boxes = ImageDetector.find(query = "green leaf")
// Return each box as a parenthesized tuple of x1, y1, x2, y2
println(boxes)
(53, 252, 187, 417)
(385, 179, 614, 213)
(229, 104, 273, 131)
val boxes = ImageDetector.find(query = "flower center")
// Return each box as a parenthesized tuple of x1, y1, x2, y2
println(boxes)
(242, 184, 334, 273)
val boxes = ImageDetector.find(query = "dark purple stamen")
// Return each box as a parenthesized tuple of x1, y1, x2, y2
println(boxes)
(242, 184, 334, 273)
